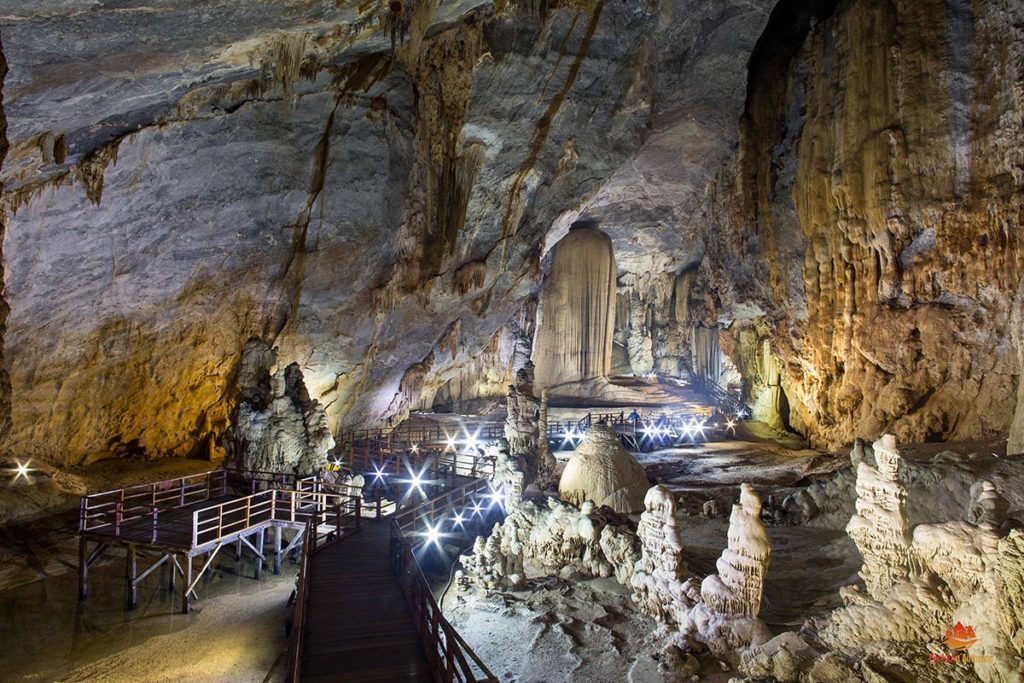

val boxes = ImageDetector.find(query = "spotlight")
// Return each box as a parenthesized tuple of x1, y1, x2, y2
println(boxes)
(561, 428, 579, 449)
(426, 523, 441, 545)
(462, 428, 482, 451)
(444, 433, 457, 452)
(371, 464, 388, 482)
(486, 485, 505, 510)
(453, 512, 465, 528)
(411, 443, 419, 454)
(14, 460, 31, 481)
(725, 418, 737, 434)
(469, 500, 484, 517)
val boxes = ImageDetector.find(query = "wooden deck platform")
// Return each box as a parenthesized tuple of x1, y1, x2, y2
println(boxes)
(77, 470, 361, 613)
(300, 519, 431, 682)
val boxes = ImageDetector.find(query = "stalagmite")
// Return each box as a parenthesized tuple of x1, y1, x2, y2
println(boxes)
(558, 423, 648, 513)
(700, 483, 771, 619)
(845, 434, 913, 599)
(533, 220, 616, 390)
(457, 498, 640, 592)
(630, 486, 699, 622)
(503, 361, 555, 492)
(225, 338, 334, 478)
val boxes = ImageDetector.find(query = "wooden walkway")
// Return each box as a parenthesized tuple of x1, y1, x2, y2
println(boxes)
(78, 471, 361, 613)
(300, 519, 431, 682)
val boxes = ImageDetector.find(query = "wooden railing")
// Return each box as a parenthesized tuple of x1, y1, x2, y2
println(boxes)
(390, 517, 497, 682)
(286, 490, 365, 683)
(391, 478, 494, 536)
(80, 470, 227, 535)
(336, 448, 496, 483)
(192, 488, 361, 550)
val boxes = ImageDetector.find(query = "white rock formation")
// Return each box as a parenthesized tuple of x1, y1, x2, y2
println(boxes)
(225, 338, 334, 478)
(558, 423, 648, 513)
(845, 434, 913, 599)
(969, 480, 1010, 527)
(700, 483, 772, 620)
(458, 497, 640, 592)
(630, 485, 699, 623)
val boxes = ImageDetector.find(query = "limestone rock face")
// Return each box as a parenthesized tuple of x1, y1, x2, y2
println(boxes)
(225, 338, 333, 478)
(695, 0, 1024, 449)
(533, 223, 616, 390)
(0, 0, 779, 464)
(558, 424, 648, 513)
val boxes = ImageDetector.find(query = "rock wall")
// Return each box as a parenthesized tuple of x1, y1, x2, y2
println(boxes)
(697, 0, 1024, 449)
(0, 33, 8, 441)
(0, 2, 681, 464)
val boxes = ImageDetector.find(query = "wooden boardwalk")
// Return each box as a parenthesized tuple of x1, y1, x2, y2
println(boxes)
(300, 518, 431, 682)
(78, 471, 361, 613)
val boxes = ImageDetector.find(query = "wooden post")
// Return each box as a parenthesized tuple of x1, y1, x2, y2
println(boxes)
(125, 546, 138, 610)
(273, 526, 282, 575)
(254, 528, 265, 580)
(182, 555, 192, 614)
(78, 537, 88, 600)
(236, 539, 242, 561)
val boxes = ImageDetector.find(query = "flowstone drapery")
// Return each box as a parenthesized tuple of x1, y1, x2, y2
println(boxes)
(225, 338, 334, 478)
(533, 221, 617, 390)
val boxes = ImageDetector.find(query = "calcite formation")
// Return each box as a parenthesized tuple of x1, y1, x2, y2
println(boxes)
(845, 434, 913, 599)
(4, 1, 762, 464)
(558, 424, 648, 513)
(695, 0, 1024, 450)
(533, 222, 617, 391)
(458, 497, 640, 592)
(700, 484, 771, 620)
(503, 361, 555, 490)
(225, 339, 333, 478)
(630, 486, 698, 623)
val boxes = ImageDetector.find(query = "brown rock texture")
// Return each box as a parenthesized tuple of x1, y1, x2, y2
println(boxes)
(698, 0, 1024, 449)
(0, 32, 9, 441)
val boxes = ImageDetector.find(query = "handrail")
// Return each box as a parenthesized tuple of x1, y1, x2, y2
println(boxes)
(391, 478, 493, 536)
(191, 488, 360, 549)
(391, 518, 498, 682)
(80, 470, 226, 533)
(286, 490, 363, 683)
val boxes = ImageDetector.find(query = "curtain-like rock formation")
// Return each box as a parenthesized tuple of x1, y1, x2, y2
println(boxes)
(533, 221, 616, 390)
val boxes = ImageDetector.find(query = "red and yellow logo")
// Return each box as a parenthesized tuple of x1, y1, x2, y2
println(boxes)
(943, 622, 978, 651)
